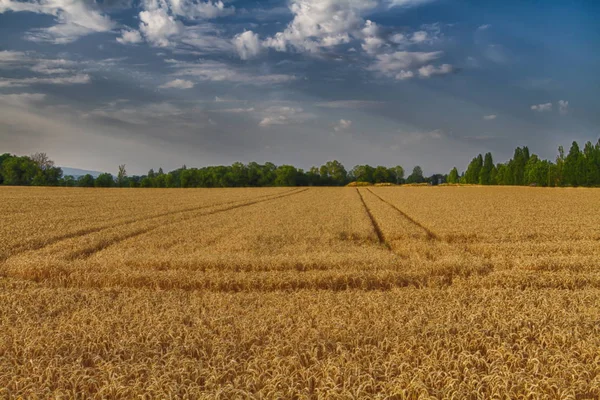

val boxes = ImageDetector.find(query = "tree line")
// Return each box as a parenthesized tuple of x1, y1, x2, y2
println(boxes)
(1, 139, 599, 188)
(450, 139, 600, 187)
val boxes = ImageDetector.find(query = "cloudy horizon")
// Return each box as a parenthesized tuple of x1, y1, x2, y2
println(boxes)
(1, 0, 599, 175)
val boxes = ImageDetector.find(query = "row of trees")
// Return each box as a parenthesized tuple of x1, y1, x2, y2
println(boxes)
(451, 139, 600, 187)
(1, 139, 599, 188)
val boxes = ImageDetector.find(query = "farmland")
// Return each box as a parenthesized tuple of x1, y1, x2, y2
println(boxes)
(1, 186, 600, 398)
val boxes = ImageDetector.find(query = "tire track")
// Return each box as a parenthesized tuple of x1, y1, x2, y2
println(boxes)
(356, 189, 391, 250)
(69, 188, 310, 260)
(1, 188, 300, 263)
(366, 188, 439, 241)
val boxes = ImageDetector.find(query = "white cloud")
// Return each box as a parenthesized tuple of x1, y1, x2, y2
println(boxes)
(558, 100, 569, 115)
(396, 70, 415, 80)
(334, 119, 352, 131)
(30, 59, 76, 75)
(117, 29, 143, 44)
(390, 33, 406, 44)
(531, 102, 552, 112)
(0, 74, 90, 87)
(159, 79, 195, 89)
(233, 31, 262, 60)
(0, 0, 114, 44)
(387, 0, 435, 7)
(139, 7, 182, 47)
(370, 51, 449, 80)
(259, 106, 314, 127)
(263, 0, 378, 53)
(483, 114, 497, 120)
(212, 107, 255, 113)
(417, 63, 453, 78)
(361, 20, 385, 55)
(166, 59, 295, 85)
(477, 24, 491, 30)
(259, 116, 288, 127)
(0, 50, 28, 65)
(123, 1, 235, 51)
(168, 0, 234, 19)
(316, 100, 382, 108)
(411, 30, 428, 43)
(373, 51, 442, 72)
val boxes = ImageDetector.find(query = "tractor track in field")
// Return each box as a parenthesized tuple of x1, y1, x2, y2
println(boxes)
(1, 188, 302, 264)
(356, 189, 391, 250)
(68, 188, 310, 260)
(366, 188, 440, 241)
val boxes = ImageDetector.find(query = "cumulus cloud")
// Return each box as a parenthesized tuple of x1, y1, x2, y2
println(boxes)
(396, 70, 415, 80)
(233, 31, 262, 60)
(361, 20, 385, 55)
(558, 100, 569, 115)
(122, 1, 235, 50)
(263, 0, 378, 53)
(0, 0, 114, 43)
(411, 30, 428, 43)
(117, 29, 143, 44)
(531, 102, 552, 112)
(483, 114, 497, 120)
(159, 79, 194, 89)
(334, 119, 352, 131)
(139, 7, 182, 47)
(369, 51, 452, 80)
(168, 0, 234, 19)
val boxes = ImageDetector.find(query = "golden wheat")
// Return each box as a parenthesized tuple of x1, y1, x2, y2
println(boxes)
(1, 186, 599, 398)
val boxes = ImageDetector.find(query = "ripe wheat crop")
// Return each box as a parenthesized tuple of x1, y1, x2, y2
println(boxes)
(1, 186, 599, 398)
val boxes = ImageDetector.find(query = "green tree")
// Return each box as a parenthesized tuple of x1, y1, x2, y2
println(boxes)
(582, 141, 599, 186)
(274, 165, 299, 186)
(140, 177, 153, 188)
(464, 154, 483, 184)
(406, 166, 424, 184)
(563, 141, 583, 186)
(391, 165, 404, 184)
(478, 152, 495, 185)
(77, 174, 95, 187)
(447, 167, 459, 184)
(117, 164, 128, 187)
(1, 156, 38, 185)
(350, 165, 374, 183)
(524, 155, 550, 186)
(320, 160, 347, 186)
(61, 175, 77, 187)
(373, 166, 390, 183)
(95, 173, 114, 188)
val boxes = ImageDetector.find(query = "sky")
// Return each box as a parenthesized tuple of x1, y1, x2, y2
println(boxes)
(0, 0, 599, 175)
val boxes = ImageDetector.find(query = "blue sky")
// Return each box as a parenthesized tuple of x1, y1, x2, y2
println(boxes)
(0, 0, 598, 175)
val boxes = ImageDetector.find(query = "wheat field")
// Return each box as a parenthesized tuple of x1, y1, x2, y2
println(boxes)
(1, 186, 599, 399)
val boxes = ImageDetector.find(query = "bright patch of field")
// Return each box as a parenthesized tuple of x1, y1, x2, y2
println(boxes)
(1, 186, 599, 398)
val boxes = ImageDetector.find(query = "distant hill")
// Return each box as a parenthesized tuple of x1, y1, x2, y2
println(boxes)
(60, 167, 105, 178)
